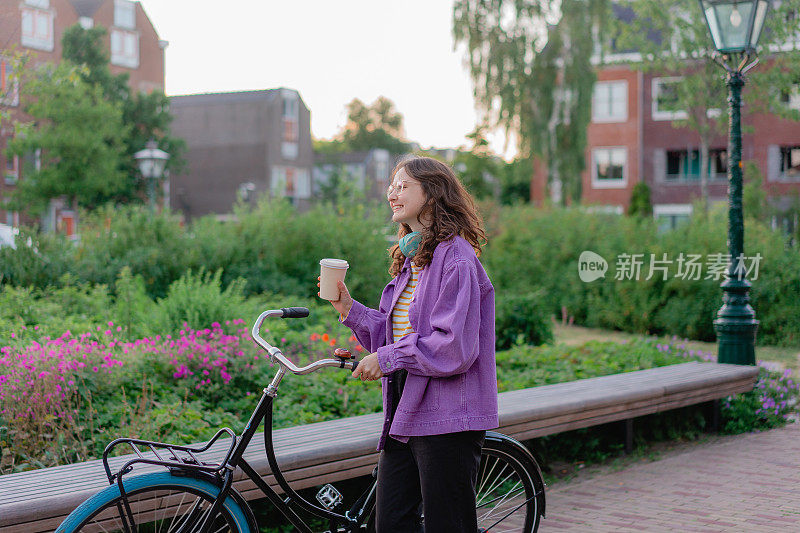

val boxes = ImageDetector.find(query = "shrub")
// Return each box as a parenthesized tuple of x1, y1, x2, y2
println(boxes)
(494, 290, 553, 350)
(483, 204, 800, 348)
(153, 268, 247, 333)
(627, 182, 653, 218)
(720, 366, 799, 434)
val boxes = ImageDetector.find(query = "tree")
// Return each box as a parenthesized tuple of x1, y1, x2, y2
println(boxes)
(627, 182, 653, 218)
(453, 0, 608, 205)
(61, 24, 185, 204)
(340, 97, 411, 154)
(615, 0, 800, 216)
(5, 62, 127, 213)
(453, 126, 499, 199)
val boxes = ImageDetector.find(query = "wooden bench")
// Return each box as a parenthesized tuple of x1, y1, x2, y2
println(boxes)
(0, 361, 759, 532)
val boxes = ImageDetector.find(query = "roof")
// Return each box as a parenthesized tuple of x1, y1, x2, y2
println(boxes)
(68, 0, 105, 18)
(169, 89, 283, 107)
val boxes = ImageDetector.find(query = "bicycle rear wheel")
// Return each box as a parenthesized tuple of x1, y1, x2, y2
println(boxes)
(364, 432, 545, 532)
(56, 471, 252, 533)
(477, 432, 544, 532)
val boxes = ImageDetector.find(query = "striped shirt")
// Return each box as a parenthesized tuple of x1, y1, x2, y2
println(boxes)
(391, 264, 421, 341)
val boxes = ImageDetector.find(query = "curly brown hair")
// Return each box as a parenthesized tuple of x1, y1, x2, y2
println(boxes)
(388, 156, 487, 278)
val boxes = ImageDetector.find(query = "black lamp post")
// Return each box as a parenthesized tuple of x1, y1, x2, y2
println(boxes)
(133, 139, 170, 213)
(699, 0, 769, 365)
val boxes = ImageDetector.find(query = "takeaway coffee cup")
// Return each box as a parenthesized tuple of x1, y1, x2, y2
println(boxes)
(319, 258, 349, 300)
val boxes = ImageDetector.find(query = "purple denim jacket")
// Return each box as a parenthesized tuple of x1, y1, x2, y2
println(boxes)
(341, 235, 499, 450)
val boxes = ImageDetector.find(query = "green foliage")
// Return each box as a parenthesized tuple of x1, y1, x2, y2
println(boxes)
(627, 182, 653, 218)
(61, 24, 128, 100)
(5, 62, 127, 212)
(153, 268, 247, 333)
(453, 0, 606, 205)
(720, 367, 799, 434)
(494, 290, 553, 350)
(61, 23, 186, 204)
(0, 276, 114, 343)
(340, 97, 411, 154)
(112, 267, 158, 340)
(483, 204, 800, 347)
(495, 338, 692, 392)
(76, 205, 190, 299)
(317, 97, 411, 154)
(498, 158, 533, 205)
(743, 161, 768, 224)
(314, 163, 371, 207)
(1, 198, 391, 305)
(0, 227, 72, 288)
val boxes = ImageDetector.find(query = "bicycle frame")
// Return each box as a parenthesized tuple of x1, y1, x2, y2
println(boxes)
(218, 389, 376, 533)
(202, 307, 373, 533)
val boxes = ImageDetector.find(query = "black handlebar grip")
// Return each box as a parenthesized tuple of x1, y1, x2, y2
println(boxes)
(349, 359, 359, 372)
(281, 307, 309, 318)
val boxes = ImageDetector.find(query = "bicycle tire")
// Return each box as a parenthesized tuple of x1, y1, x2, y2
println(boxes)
(477, 432, 545, 532)
(55, 471, 252, 533)
(364, 432, 545, 532)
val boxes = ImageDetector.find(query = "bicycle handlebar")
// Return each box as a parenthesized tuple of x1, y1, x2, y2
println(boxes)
(251, 308, 359, 374)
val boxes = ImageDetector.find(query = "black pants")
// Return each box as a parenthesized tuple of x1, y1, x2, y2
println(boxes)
(375, 430, 485, 533)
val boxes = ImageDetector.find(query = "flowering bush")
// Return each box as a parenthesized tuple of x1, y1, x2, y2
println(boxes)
(0, 320, 263, 472)
(721, 365, 799, 434)
(0, 327, 125, 471)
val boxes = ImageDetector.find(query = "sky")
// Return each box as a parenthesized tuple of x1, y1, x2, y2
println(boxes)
(137, 0, 517, 159)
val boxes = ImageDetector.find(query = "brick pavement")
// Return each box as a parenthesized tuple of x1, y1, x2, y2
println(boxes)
(538, 421, 800, 532)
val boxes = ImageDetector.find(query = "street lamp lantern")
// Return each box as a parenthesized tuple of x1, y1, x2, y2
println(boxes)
(133, 139, 169, 212)
(699, 0, 770, 365)
(698, 0, 770, 54)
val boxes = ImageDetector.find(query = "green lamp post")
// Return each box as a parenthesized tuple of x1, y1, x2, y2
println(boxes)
(699, 0, 770, 365)
(134, 139, 170, 213)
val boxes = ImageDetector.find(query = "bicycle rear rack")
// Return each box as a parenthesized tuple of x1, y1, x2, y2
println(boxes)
(101, 427, 238, 485)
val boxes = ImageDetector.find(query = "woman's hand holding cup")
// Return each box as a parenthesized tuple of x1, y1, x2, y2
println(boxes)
(317, 276, 353, 319)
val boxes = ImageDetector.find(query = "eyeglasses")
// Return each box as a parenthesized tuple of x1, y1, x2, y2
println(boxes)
(386, 180, 413, 198)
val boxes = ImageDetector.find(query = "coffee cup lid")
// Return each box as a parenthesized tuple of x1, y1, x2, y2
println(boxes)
(320, 258, 349, 269)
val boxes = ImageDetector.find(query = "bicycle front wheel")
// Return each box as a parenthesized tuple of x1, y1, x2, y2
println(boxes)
(56, 471, 252, 533)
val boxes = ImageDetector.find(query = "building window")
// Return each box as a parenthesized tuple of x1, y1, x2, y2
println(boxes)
(111, 29, 139, 68)
(4, 154, 19, 185)
(652, 77, 688, 121)
(21, 6, 54, 51)
(592, 81, 627, 123)
(781, 83, 800, 111)
(780, 146, 800, 178)
(373, 149, 390, 182)
(282, 142, 298, 160)
(591, 147, 627, 188)
(1, 58, 19, 107)
(666, 149, 727, 181)
(283, 119, 298, 142)
(282, 94, 299, 142)
(654, 204, 692, 232)
(114, 0, 136, 30)
(272, 166, 310, 199)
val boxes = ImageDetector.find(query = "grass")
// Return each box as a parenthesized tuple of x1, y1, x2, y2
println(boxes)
(551, 321, 800, 374)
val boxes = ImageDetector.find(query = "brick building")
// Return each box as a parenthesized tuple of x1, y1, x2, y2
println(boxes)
(532, 9, 800, 233)
(0, 0, 166, 229)
(313, 148, 393, 202)
(169, 89, 314, 219)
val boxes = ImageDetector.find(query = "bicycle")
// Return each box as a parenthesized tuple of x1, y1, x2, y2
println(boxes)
(56, 307, 546, 532)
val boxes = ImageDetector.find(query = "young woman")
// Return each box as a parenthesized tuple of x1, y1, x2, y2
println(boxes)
(319, 156, 498, 532)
